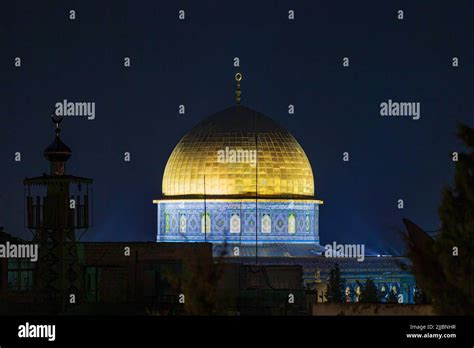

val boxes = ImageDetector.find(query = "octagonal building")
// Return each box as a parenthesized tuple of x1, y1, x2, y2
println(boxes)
(154, 104, 323, 253)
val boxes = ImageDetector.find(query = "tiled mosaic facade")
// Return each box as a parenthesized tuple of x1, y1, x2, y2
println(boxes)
(157, 200, 320, 244)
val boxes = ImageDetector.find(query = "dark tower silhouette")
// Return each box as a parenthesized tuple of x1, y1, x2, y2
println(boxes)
(24, 116, 92, 312)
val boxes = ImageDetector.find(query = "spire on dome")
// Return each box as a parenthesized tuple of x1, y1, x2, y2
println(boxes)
(235, 72, 242, 104)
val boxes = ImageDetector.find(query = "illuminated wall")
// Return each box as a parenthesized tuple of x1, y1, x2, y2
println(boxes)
(156, 199, 320, 244)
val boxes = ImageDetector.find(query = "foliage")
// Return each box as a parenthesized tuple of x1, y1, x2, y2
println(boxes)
(325, 263, 345, 303)
(358, 279, 381, 303)
(404, 124, 474, 314)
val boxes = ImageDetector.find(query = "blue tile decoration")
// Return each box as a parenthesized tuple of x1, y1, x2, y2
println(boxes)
(156, 200, 320, 243)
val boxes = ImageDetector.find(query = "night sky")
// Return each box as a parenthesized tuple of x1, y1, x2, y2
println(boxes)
(1, 1, 473, 255)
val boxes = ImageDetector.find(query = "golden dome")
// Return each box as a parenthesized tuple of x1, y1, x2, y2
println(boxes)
(162, 105, 315, 198)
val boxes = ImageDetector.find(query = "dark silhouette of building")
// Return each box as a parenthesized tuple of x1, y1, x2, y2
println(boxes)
(23, 116, 92, 312)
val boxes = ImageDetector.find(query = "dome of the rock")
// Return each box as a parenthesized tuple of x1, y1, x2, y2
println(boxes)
(162, 105, 314, 198)
(155, 104, 322, 246)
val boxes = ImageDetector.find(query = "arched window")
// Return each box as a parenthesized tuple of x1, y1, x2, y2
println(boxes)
(345, 286, 352, 302)
(201, 212, 211, 234)
(355, 286, 361, 302)
(230, 213, 240, 233)
(165, 212, 170, 233)
(288, 213, 296, 234)
(261, 214, 271, 233)
(179, 214, 187, 233)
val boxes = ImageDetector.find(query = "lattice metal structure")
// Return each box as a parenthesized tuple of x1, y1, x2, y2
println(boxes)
(24, 117, 92, 312)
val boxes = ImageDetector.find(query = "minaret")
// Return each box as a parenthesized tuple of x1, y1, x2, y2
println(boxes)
(24, 115, 92, 313)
